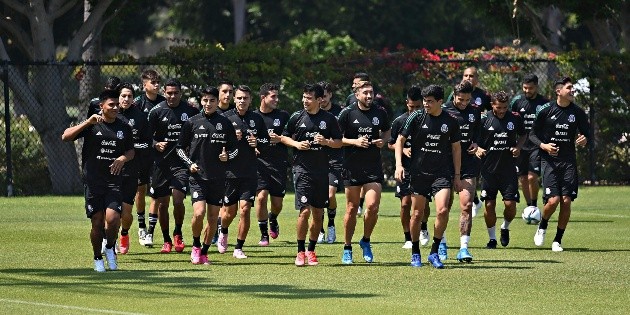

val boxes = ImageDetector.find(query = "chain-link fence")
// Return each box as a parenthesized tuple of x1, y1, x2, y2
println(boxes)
(0, 59, 617, 196)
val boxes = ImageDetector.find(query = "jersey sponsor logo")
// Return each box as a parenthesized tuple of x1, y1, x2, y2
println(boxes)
(96, 131, 102, 136)
(468, 114, 475, 122)
(319, 121, 327, 129)
(273, 119, 281, 127)
(216, 123, 223, 130)
(507, 122, 514, 130)
(116, 131, 124, 139)
(353, 119, 360, 124)
(440, 124, 448, 133)
(372, 117, 380, 125)
(475, 97, 482, 105)
(249, 120, 255, 128)
(568, 114, 575, 122)
(181, 113, 189, 121)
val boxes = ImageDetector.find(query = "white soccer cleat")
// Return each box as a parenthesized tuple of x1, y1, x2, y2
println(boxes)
(420, 230, 430, 246)
(402, 241, 413, 249)
(144, 233, 154, 247)
(472, 199, 482, 218)
(327, 226, 336, 244)
(357, 206, 362, 217)
(534, 228, 546, 246)
(94, 259, 106, 272)
(138, 228, 147, 246)
(101, 238, 107, 254)
(317, 231, 325, 244)
(551, 241, 564, 252)
(104, 247, 118, 271)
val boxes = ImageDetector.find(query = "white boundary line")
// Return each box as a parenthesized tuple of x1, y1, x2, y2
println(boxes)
(578, 211, 630, 219)
(0, 298, 146, 315)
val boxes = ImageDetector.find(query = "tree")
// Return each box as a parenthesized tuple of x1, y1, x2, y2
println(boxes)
(0, 0, 127, 194)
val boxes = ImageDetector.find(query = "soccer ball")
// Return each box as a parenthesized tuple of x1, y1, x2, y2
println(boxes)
(522, 206, 541, 225)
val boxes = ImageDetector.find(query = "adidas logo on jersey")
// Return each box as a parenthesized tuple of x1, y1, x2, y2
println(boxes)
(162, 117, 168, 121)
(422, 124, 428, 128)
(96, 131, 102, 135)
(299, 123, 306, 127)
(488, 126, 494, 130)
(353, 119, 360, 124)
(520, 108, 525, 112)
(199, 126, 205, 129)
(551, 115, 556, 120)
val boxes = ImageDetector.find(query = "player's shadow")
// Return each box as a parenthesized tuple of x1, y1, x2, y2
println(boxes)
(563, 220, 614, 223)
(506, 246, 630, 253)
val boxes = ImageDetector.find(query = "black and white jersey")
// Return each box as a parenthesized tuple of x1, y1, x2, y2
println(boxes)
(254, 108, 290, 170)
(321, 103, 344, 167)
(478, 111, 525, 174)
(442, 101, 481, 153)
(176, 112, 238, 180)
(133, 94, 167, 115)
(283, 109, 342, 174)
(119, 105, 151, 151)
(447, 87, 492, 112)
(510, 93, 549, 151)
(147, 100, 200, 165)
(337, 105, 391, 171)
(389, 111, 412, 169)
(530, 101, 590, 162)
(77, 118, 134, 192)
(222, 109, 270, 179)
(401, 110, 460, 176)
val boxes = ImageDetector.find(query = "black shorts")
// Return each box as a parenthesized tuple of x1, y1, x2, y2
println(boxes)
(480, 168, 520, 202)
(257, 164, 287, 198)
(343, 166, 383, 187)
(121, 173, 138, 205)
(190, 177, 226, 206)
(149, 162, 188, 198)
(294, 170, 328, 210)
(461, 154, 480, 179)
(328, 164, 344, 191)
(410, 173, 452, 199)
(541, 158, 578, 202)
(224, 177, 257, 206)
(84, 185, 122, 218)
(395, 169, 412, 198)
(135, 149, 153, 186)
(516, 148, 541, 176)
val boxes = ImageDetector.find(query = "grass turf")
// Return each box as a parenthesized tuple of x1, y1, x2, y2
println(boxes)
(1, 186, 629, 314)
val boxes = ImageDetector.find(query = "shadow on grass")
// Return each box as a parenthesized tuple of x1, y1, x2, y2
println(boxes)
(503, 246, 630, 253)
(0, 268, 378, 300)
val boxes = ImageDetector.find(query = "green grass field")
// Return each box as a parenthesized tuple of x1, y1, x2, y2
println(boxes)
(1, 186, 629, 314)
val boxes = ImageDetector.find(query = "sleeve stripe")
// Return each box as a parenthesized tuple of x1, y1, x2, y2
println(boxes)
(176, 148, 193, 166)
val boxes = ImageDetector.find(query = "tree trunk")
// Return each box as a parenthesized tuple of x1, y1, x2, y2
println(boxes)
(585, 19, 619, 53)
(232, 0, 246, 43)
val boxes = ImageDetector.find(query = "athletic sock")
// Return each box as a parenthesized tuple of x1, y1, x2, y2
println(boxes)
(344, 244, 352, 251)
(553, 228, 565, 244)
(412, 241, 420, 254)
(361, 236, 370, 243)
(192, 236, 201, 248)
(487, 226, 496, 240)
(539, 217, 549, 230)
(162, 230, 172, 243)
(359, 197, 365, 209)
(173, 224, 182, 236)
(201, 243, 210, 255)
(308, 239, 317, 251)
(501, 220, 512, 230)
(320, 212, 325, 233)
(297, 240, 306, 252)
(121, 228, 129, 236)
(404, 231, 412, 242)
(258, 220, 269, 237)
(473, 195, 480, 204)
(327, 208, 336, 227)
(269, 212, 278, 223)
(137, 211, 146, 229)
(148, 213, 158, 234)
(420, 221, 428, 230)
(440, 236, 447, 244)
(94, 255, 103, 260)
(221, 227, 229, 234)
(460, 235, 470, 249)
(235, 239, 245, 250)
(430, 237, 441, 254)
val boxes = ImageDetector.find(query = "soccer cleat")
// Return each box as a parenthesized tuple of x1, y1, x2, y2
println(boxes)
(258, 235, 269, 246)
(472, 199, 482, 217)
(269, 221, 280, 239)
(534, 228, 546, 246)
(402, 241, 413, 249)
(160, 242, 173, 253)
(500, 229, 510, 247)
(138, 228, 147, 246)
(342, 249, 353, 264)
(410, 253, 422, 267)
(359, 239, 374, 263)
(552, 241, 564, 252)
(356, 206, 362, 217)
(173, 235, 185, 253)
(104, 247, 118, 271)
(317, 232, 325, 244)
(119, 234, 130, 254)
(456, 248, 473, 263)
(94, 259, 106, 272)
(327, 226, 336, 244)
(101, 238, 107, 254)
(305, 251, 319, 266)
(217, 232, 228, 254)
(486, 239, 497, 249)
(233, 249, 248, 259)
(190, 246, 201, 264)
(420, 230, 430, 246)
(438, 242, 448, 261)
(295, 252, 306, 267)
(144, 233, 154, 247)
(427, 253, 445, 269)
(199, 254, 210, 265)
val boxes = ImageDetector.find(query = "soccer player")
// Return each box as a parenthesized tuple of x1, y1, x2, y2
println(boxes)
(132, 69, 166, 246)
(530, 77, 590, 252)
(254, 83, 290, 245)
(62, 89, 134, 272)
(146, 78, 199, 253)
(281, 83, 342, 266)
(176, 86, 238, 265)
(475, 91, 526, 249)
(317, 81, 343, 244)
(218, 85, 269, 259)
(87, 76, 121, 117)
(394, 84, 461, 269)
(216, 80, 235, 114)
(116, 83, 151, 254)
(338, 81, 391, 264)
(442, 80, 481, 262)
(510, 74, 549, 213)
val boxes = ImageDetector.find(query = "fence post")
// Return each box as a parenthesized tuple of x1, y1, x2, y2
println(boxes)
(3, 62, 13, 196)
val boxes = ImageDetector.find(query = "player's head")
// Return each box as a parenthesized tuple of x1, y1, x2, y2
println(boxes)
(462, 67, 479, 87)
(353, 81, 374, 108)
(318, 81, 335, 108)
(302, 83, 324, 111)
(164, 78, 183, 107)
(554, 76, 574, 102)
(99, 89, 120, 119)
(259, 83, 280, 110)
(421, 84, 444, 115)
(453, 80, 473, 110)
(217, 80, 234, 106)
(118, 82, 135, 110)
(352, 72, 370, 87)
(406, 85, 422, 112)
(104, 76, 121, 91)
(141, 69, 160, 96)
(234, 85, 252, 112)
(491, 91, 510, 118)
(200, 86, 219, 115)
(522, 73, 539, 99)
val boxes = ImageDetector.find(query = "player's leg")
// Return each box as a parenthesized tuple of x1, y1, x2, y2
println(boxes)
(498, 173, 519, 247)
(342, 185, 361, 264)
(234, 199, 252, 259)
(358, 182, 381, 263)
(535, 159, 561, 247)
(481, 174, 499, 249)
(457, 177, 476, 262)
(255, 189, 271, 245)
(295, 206, 311, 266)
(190, 199, 206, 264)
(429, 185, 451, 269)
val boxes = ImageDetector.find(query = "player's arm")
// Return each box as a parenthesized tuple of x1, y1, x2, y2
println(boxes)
(530, 105, 557, 156)
(61, 114, 100, 141)
(176, 120, 196, 171)
(394, 134, 407, 181)
(110, 127, 135, 175)
(576, 109, 590, 147)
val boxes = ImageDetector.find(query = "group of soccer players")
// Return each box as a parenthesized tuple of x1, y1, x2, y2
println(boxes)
(62, 66, 589, 272)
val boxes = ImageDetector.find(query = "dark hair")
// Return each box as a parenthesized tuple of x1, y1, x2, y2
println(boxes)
(259, 83, 279, 96)
(318, 81, 335, 93)
(164, 78, 182, 90)
(99, 89, 120, 102)
(218, 80, 234, 88)
(554, 76, 572, 89)
(353, 72, 370, 81)
(353, 80, 373, 92)
(491, 91, 510, 103)
(118, 82, 135, 95)
(407, 85, 422, 101)
(201, 86, 219, 99)
(454, 80, 474, 95)
(421, 84, 444, 101)
(303, 83, 324, 98)
(235, 85, 252, 95)
(523, 73, 539, 85)
(141, 69, 160, 81)
(104, 76, 121, 91)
